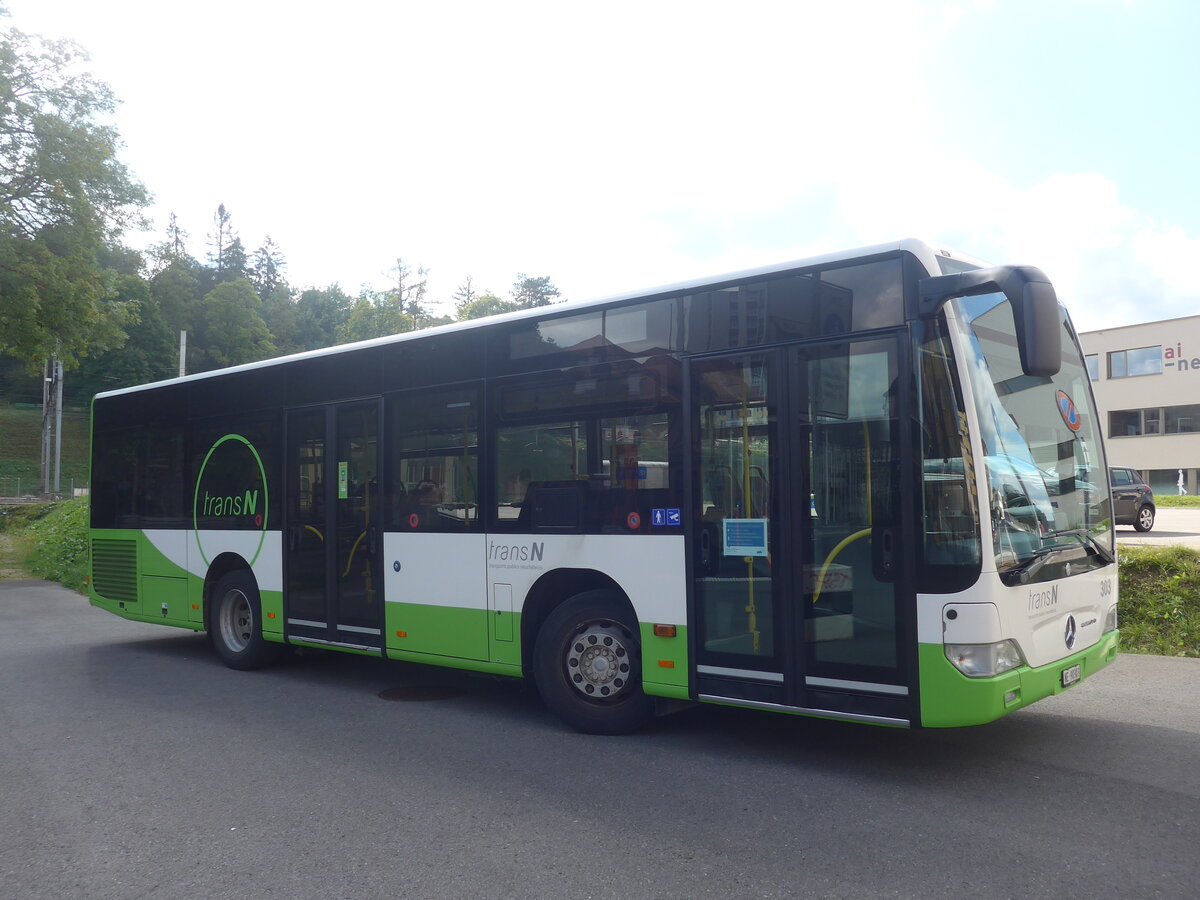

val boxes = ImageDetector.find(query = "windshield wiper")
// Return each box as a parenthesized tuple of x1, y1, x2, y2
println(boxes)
(1053, 527, 1115, 564)
(999, 546, 1060, 586)
(999, 530, 1113, 587)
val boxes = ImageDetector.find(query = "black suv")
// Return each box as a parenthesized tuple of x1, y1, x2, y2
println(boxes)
(1110, 466, 1155, 531)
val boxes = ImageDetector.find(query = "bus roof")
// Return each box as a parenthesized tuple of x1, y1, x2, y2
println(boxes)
(95, 238, 967, 400)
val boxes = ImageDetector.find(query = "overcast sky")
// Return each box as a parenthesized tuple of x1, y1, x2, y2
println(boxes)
(8, 0, 1199, 330)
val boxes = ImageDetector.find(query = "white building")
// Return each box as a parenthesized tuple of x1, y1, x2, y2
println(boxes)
(1079, 314, 1200, 496)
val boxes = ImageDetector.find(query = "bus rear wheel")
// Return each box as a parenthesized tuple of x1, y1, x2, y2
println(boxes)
(209, 570, 281, 671)
(533, 590, 653, 734)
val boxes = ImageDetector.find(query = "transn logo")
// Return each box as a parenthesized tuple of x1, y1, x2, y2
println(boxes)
(200, 489, 259, 520)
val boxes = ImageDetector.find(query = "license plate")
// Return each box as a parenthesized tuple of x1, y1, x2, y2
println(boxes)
(1061, 664, 1081, 687)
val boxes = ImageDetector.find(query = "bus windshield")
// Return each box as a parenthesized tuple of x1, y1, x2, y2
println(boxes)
(950, 292, 1112, 582)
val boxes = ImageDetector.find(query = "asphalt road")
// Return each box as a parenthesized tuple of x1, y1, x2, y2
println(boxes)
(2, 581, 1198, 900)
(1116, 506, 1200, 549)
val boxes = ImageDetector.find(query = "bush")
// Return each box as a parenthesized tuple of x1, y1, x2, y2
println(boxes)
(22, 497, 89, 592)
(1117, 545, 1200, 657)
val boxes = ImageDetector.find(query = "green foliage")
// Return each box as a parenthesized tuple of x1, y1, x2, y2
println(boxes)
(510, 274, 561, 309)
(21, 496, 88, 591)
(458, 293, 519, 320)
(194, 279, 276, 369)
(1117, 546, 1200, 657)
(250, 236, 287, 299)
(295, 285, 353, 350)
(337, 293, 412, 343)
(0, 22, 149, 369)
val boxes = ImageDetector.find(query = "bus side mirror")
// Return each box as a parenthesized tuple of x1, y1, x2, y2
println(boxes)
(1010, 279, 1061, 378)
(919, 265, 1061, 378)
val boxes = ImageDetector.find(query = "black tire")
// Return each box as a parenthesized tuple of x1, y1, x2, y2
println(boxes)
(533, 590, 653, 735)
(1134, 505, 1155, 532)
(208, 570, 282, 671)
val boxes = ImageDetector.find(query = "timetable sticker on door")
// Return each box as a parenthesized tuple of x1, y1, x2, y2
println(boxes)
(723, 518, 768, 557)
(338, 461, 349, 499)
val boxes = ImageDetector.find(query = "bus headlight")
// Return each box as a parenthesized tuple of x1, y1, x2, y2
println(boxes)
(945, 639, 1025, 677)
(1104, 603, 1118, 633)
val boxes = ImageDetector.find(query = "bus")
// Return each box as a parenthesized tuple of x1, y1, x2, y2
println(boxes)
(88, 239, 1118, 734)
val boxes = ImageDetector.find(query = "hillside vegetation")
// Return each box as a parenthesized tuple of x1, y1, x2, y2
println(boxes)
(0, 404, 90, 495)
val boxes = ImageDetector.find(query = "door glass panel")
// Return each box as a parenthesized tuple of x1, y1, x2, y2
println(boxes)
(335, 404, 379, 632)
(693, 354, 779, 666)
(287, 410, 327, 625)
(801, 339, 900, 677)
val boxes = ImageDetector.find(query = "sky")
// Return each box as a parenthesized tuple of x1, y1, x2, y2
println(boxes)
(7, 0, 1200, 330)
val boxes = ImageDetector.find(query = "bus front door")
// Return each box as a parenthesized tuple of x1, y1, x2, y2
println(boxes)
(689, 338, 913, 725)
(285, 401, 384, 652)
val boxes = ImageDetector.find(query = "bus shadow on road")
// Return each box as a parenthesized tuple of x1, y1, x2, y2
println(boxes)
(82, 626, 1181, 793)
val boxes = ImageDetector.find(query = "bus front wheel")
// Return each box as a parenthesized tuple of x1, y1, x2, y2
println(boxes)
(533, 590, 653, 734)
(209, 570, 281, 671)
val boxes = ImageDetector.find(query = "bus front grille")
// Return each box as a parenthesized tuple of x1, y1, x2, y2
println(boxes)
(91, 538, 138, 603)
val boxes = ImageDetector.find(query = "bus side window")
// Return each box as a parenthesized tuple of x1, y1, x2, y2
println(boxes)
(387, 386, 481, 532)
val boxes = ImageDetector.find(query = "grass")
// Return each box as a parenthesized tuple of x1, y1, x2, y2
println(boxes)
(1153, 494, 1200, 508)
(0, 498, 89, 591)
(1116, 545, 1200, 656)
(0, 403, 90, 495)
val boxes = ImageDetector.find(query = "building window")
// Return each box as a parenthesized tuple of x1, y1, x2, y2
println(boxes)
(1144, 408, 1161, 434)
(1109, 409, 1144, 437)
(1165, 404, 1200, 434)
(1085, 354, 1099, 381)
(1109, 404, 1200, 438)
(1107, 346, 1162, 378)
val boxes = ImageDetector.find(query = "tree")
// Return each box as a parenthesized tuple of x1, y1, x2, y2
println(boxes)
(260, 283, 298, 354)
(457, 292, 518, 320)
(336, 290, 411, 344)
(452, 276, 477, 315)
(250, 235, 287, 299)
(0, 16, 149, 368)
(146, 211, 190, 274)
(193, 279, 276, 370)
(149, 255, 204, 338)
(69, 273, 176, 398)
(294, 285, 353, 350)
(219, 235, 248, 283)
(511, 274, 561, 309)
(388, 257, 432, 327)
(206, 203, 247, 281)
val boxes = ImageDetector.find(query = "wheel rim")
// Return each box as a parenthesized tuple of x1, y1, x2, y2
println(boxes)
(218, 589, 253, 653)
(1139, 507, 1154, 529)
(564, 620, 633, 701)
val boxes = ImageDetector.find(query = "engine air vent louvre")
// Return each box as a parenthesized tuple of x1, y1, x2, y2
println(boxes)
(92, 538, 138, 603)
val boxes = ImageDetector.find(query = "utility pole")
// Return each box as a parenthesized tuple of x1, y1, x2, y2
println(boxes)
(40, 350, 63, 498)
(179, 330, 187, 378)
(53, 355, 63, 496)
(41, 356, 51, 496)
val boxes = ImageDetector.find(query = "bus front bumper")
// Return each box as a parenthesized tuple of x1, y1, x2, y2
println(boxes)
(918, 630, 1119, 727)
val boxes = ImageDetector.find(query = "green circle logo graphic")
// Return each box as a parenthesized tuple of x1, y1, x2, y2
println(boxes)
(193, 434, 269, 567)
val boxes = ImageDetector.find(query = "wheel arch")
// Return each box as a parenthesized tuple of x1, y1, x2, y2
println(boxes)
(202, 551, 255, 629)
(519, 567, 634, 677)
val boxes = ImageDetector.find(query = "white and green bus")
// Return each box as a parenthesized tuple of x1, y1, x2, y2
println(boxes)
(88, 239, 1118, 733)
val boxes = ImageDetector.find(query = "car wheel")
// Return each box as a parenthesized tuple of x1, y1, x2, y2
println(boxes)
(1134, 505, 1155, 532)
